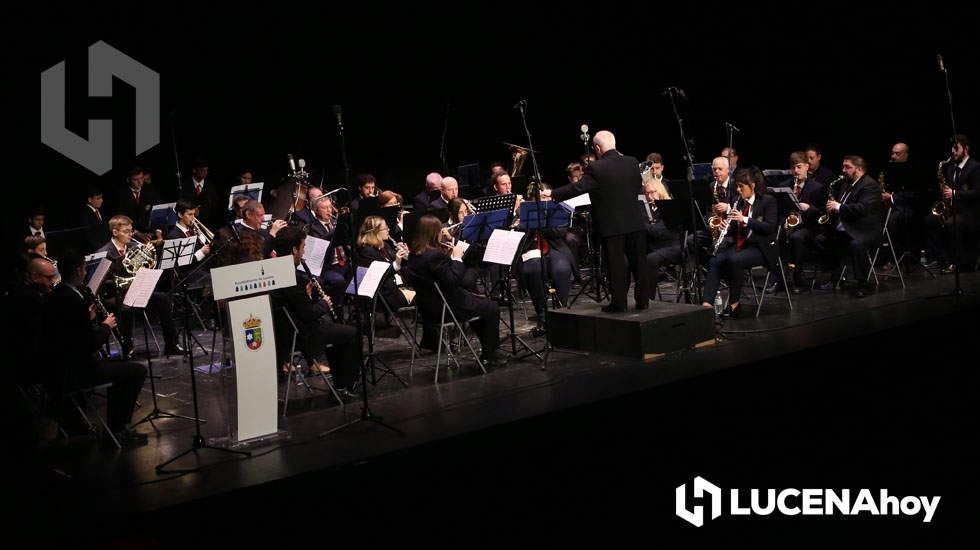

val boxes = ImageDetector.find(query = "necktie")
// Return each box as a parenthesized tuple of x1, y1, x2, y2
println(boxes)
(736, 204, 750, 251)
(118, 247, 125, 256)
(185, 230, 192, 237)
(95, 210, 102, 222)
(794, 183, 803, 199)
(536, 233, 550, 255)
(953, 166, 961, 185)
(335, 247, 345, 266)
(196, 185, 202, 196)
(134, 190, 140, 205)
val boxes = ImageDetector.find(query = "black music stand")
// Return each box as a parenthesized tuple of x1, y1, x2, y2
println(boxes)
(656, 199, 695, 303)
(344, 266, 407, 387)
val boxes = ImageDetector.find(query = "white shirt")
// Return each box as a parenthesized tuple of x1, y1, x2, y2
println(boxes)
(176, 223, 207, 262)
(28, 226, 45, 238)
(192, 178, 205, 192)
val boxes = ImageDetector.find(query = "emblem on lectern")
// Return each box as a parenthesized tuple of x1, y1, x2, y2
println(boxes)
(243, 315, 263, 351)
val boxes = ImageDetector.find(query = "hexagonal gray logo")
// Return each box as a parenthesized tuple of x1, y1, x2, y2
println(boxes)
(41, 41, 159, 175)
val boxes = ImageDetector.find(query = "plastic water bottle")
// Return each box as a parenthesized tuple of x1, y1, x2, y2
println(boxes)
(713, 294, 724, 315)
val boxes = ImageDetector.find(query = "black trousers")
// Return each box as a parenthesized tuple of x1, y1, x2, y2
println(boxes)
(702, 246, 765, 304)
(305, 319, 361, 388)
(815, 229, 877, 283)
(76, 360, 147, 432)
(109, 291, 178, 348)
(603, 230, 649, 309)
(924, 212, 978, 266)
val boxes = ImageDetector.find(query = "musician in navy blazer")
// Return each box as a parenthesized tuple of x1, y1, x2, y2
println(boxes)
(924, 134, 980, 268)
(701, 166, 779, 317)
(400, 215, 507, 366)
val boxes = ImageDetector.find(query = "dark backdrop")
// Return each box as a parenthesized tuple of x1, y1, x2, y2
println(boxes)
(12, 2, 978, 244)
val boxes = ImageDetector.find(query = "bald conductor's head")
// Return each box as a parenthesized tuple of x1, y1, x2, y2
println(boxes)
(593, 131, 616, 155)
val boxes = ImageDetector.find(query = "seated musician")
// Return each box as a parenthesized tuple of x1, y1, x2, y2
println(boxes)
(880, 142, 925, 266)
(81, 186, 109, 253)
(306, 192, 351, 308)
(349, 173, 378, 215)
(643, 179, 682, 288)
(690, 157, 738, 257)
(516, 183, 574, 322)
(239, 199, 286, 258)
(923, 134, 979, 271)
(44, 251, 148, 446)
(784, 151, 826, 293)
(400, 215, 508, 366)
(96, 215, 182, 358)
(355, 215, 414, 309)
(167, 199, 213, 263)
(700, 166, 778, 317)
(814, 156, 885, 297)
(271, 227, 360, 391)
(411, 173, 441, 213)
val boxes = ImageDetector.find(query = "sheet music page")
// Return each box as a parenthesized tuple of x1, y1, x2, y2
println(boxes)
(358, 261, 392, 298)
(261, 214, 272, 230)
(561, 194, 591, 209)
(87, 257, 113, 293)
(123, 268, 164, 308)
(228, 182, 265, 209)
(161, 237, 198, 268)
(483, 229, 526, 265)
(299, 235, 330, 277)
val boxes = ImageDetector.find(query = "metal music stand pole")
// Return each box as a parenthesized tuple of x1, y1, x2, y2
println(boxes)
(666, 87, 704, 303)
(937, 54, 964, 296)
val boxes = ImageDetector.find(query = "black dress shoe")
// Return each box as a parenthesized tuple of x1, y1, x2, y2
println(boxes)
(163, 344, 185, 357)
(481, 349, 510, 367)
(765, 281, 783, 294)
(792, 285, 810, 295)
(601, 305, 626, 313)
(853, 285, 875, 298)
(721, 304, 741, 318)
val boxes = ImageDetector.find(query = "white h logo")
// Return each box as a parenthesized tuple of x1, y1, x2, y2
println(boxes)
(676, 476, 722, 527)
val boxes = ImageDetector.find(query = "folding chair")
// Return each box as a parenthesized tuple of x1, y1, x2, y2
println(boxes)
(66, 379, 120, 450)
(278, 307, 343, 417)
(867, 209, 906, 289)
(745, 226, 794, 317)
(416, 283, 487, 383)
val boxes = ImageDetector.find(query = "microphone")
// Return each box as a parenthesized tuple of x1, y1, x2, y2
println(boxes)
(298, 158, 306, 170)
(287, 154, 296, 172)
(580, 123, 590, 142)
(936, 54, 946, 73)
(332, 105, 344, 131)
(662, 86, 688, 101)
(725, 121, 742, 133)
(513, 99, 527, 110)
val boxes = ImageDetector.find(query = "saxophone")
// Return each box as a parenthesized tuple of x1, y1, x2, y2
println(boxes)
(930, 156, 954, 224)
(817, 175, 848, 225)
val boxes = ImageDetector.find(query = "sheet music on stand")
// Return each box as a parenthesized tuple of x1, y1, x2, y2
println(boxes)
(638, 195, 655, 222)
(123, 268, 164, 308)
(160, 236, 198, 268)
(483, 229, 526, 265)
(87, 257, 112, 293)
(460, 209, 510, 243)
(474, 193, 517, 214)
(228, 182, 264, 210)
(517, 201, 571, 231)
(770, 187, 803, 214)
(149, 203, 177, 232)
(300, 235, 330, 277)
(357, 261, 392, 298)
(260, 214, 272, 230)
(560, 194, 591, 210)
(345, 266, 368, 296)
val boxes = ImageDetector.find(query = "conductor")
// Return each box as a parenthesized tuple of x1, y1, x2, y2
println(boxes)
(541, 130, 649, 312)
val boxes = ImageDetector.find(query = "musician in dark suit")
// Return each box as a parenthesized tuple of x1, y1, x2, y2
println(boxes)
(923, 134, 980, 270)
(80, 186, 109, 253)
(355, 215, 413, 310)
(516, 183, 574, 322)
(543, 131, 649, 312)
(114, 166, 162, 237)
(96, 215, 182, 357)
(642, 180, 683, 288)
(411, 173, 442, 213)
(401, 215, 508, 366)
(806, 144, 838, 186)
(237, 200, 286, 259)
(24, 207, 46, 240)
(271, 227, 360, 391)
(180, 156, 222, 228)
(816, 156, 885, 297)
(784, 151, 827, 293)
(44, 252, 148, 446)
(305, 193, 351, 308)
(881, 143, 928, 265)
(701, 166, 779, 317)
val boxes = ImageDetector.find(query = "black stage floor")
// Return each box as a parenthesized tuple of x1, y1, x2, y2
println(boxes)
(10, 266, 979, 544)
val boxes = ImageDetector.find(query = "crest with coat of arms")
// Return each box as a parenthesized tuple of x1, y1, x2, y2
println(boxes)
(243, 315, 262, 351)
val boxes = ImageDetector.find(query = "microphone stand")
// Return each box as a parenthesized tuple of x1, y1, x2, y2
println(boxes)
(169, 109, 183, 197)
(156, 236, 251, 474)
(320, 197, 403, 439)
(334, 107, 352, 193)
(440, 99, 450, 175)
(666, 87, 703, 303)
(938, 56, 963, 296)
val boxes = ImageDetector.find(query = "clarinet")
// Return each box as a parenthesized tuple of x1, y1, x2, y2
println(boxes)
(301, 259, 339, 321)
(711, 197, 742, 256)
(80, 284, 124, 348)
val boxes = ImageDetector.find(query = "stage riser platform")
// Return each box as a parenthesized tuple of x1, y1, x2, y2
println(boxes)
(547, 302, 715, 359)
